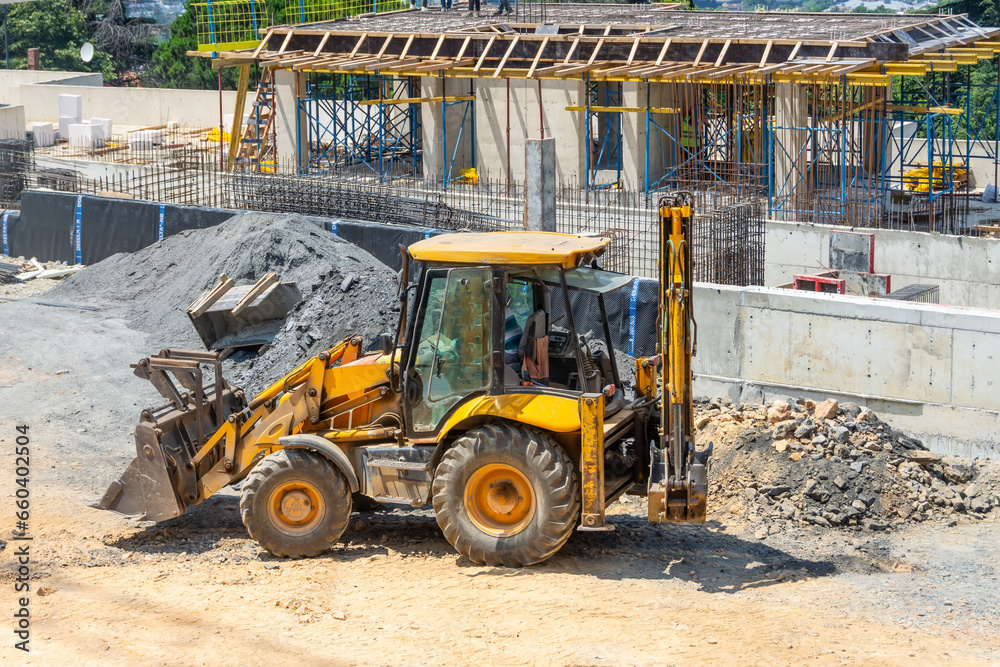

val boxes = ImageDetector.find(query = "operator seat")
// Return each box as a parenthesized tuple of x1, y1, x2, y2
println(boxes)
(519, 309, 550, 386)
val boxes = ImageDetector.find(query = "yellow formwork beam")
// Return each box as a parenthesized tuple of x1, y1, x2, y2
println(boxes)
(565, 106, 680, 113)
(356, 95, 474, 106)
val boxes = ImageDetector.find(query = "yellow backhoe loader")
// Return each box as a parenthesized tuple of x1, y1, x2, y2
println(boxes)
(93, 194, 712, 566)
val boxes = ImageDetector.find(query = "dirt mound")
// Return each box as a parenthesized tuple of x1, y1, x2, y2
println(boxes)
(47, 212, 399, 394)
(702, 396, 998, 536)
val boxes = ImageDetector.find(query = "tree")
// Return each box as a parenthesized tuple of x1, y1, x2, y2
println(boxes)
(148, 1, 240, 90)
(0, 0, 114, 79)
(75, 0, 156, 82)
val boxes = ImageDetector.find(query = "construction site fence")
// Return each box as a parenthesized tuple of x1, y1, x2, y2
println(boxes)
(193, 0, 410, 52)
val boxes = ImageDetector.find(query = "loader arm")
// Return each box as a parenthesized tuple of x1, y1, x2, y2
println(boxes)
(93, 335, 400, 521)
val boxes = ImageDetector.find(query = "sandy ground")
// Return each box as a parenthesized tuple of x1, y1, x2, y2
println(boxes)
(2, 299, 999, 666)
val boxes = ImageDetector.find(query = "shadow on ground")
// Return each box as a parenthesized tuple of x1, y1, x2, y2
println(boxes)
(105, 497, 870, 593)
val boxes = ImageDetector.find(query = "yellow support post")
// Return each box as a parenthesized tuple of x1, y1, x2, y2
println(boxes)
(227, 64, 252, 171)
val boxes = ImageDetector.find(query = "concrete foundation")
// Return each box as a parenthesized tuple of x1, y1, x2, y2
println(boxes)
(475, 78, 586, 182)
(693, 283, 1000, 458)
(765, 220, 1000, 309)
(420, 77, 474, 182)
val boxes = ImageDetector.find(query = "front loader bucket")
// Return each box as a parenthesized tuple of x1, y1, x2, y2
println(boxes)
(91, 349, 246, 522)
(187, 272, 301, 351)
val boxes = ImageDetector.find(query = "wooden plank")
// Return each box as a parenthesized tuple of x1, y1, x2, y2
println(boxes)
(655, 38, 671, 67)
(349, 33, 367, 58)
(563, 37, 580, 64)
(588, 38, 606, 66)
(526, 37, 549, 78)
(759, 40, 773, 67)
(429, 34, 446, 61)
(693, 40, 711, 66)
(787, 41, 803, 61)
(493, 35, 520, 78)
(412, 58, 476, 73)
(278, 32, 293, 55)
(626, 37, 641, 66)
(252, 31, 273, 59)
(376, 34, 395, 59)
(399, 34, 416, 60)
(825, 42, 838, 62)
(456, 35, 472, 61)
(714, 39, 731, 68)
(474, 35, 497, 72)
(231, 273, 278, 317)
(312, 31, 331, 58)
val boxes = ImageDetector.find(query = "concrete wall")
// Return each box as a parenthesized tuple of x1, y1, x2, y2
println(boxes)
(475, 78, 586, 182)
(0, 70, 103, 94)
(421, 77, 474, 182)
(6, 81, 239, 128)
(764, 220, 1000, 309)
(0, 105, 26, 140)
(692, 283, 1000, 458)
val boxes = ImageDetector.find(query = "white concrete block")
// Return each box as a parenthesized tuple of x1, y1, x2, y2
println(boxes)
(129, 129, 162, 149)
(31, 122, 54, 147)
(58, 94, 82, 121)
(58, 115, 77, 138)
(88, 117, 112, 136)
(68, 122, 106, 148)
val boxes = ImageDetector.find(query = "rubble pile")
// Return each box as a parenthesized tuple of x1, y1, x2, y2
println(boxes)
(701, 396, 998, 535)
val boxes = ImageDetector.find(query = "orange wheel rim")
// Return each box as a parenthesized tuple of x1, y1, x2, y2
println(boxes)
(267, 481, 325, 537)
(464, 463, 536, 537)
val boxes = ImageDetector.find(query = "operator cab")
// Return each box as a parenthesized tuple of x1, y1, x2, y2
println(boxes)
(398, 232, 630, 438)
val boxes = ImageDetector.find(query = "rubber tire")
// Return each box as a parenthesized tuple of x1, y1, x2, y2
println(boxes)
(239, 449, 352, 558)
(432, 423, 580, 567)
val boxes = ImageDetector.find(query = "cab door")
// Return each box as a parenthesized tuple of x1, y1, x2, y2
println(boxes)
(404, 266, 495, 435)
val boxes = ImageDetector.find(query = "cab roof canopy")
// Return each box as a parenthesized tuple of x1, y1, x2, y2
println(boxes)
(408, 232, 609, 269)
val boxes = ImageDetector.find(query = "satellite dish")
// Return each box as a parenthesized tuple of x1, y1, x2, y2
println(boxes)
(80, 42, 94, 63)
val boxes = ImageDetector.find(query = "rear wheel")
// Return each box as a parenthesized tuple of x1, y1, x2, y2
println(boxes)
(240, 449, 352, 558)
(432, 423, 580, 567)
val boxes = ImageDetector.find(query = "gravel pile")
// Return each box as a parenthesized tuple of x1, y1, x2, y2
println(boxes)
(47, 212, 399, 394)
(702, 396, 998, 536)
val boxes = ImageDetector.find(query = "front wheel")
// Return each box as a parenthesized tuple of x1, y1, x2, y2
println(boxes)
(432, 423, 580, 567)
(239, 449, 352, 558)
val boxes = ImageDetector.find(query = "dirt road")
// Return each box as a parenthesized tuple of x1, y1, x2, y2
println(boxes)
(2, 299, 999, 666)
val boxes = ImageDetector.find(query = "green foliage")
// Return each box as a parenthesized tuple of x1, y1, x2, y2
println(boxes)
(801, 0, 834, 12)
(149, 2, 240, 90)
(0, 0, 114, 80)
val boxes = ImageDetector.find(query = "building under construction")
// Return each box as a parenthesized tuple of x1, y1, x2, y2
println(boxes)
(198, 4, 1000, 233)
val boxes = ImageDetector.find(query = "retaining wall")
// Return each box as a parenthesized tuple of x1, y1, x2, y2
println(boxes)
(693, 284, 1000, 458)
(6, 82, 240, 128)
(765, 220, 1000, 310)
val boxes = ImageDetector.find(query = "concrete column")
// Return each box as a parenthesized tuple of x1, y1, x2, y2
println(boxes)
(524, 137, 555, 231)
(474, 78, 587, 183)
(420, 77, 474, 185)
(273, 69, 308, 172)
(774, 82, 809, 209)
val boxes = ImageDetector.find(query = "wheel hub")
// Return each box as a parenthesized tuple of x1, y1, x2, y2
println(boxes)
(280, 490, 312, 522)
(267, 481, 325, 537)
(464, 463, 536, 537)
